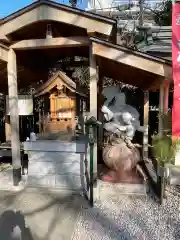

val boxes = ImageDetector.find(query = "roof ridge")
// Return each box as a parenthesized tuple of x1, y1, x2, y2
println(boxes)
(0, 0, 116, 25)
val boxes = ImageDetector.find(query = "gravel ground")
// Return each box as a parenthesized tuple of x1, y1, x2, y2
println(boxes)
(72, 186, 180, 240)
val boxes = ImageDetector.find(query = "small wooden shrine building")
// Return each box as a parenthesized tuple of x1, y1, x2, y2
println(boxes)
(34, 71, 86, 135)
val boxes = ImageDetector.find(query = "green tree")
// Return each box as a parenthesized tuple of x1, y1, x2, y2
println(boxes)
(69, 0, 78, 7)
(154, 0, 172, 26)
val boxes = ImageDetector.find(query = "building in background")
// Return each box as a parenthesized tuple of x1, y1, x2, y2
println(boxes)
(86, 0, 171, 60)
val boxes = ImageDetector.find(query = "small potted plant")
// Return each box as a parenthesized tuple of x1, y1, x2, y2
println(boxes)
(151, 112, 175, 204)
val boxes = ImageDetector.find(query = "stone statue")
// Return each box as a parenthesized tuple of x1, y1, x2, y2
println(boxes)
(101, 87, 146, 183)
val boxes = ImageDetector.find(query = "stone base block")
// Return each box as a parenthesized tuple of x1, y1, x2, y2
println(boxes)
(27, 174, 82, 191)
(98, 180, 148, 201)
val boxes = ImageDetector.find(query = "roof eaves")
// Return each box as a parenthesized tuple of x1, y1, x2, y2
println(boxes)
(0, 0, 117, 26)
(90, 37, 172, 66)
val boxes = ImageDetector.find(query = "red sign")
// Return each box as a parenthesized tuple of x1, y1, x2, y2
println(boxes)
(172, 3, 180, 136)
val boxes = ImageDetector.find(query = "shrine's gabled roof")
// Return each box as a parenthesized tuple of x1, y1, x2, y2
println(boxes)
(0, 0, 117, 43)
(34, 70, 86, 97)
(0, 0, 116, 25)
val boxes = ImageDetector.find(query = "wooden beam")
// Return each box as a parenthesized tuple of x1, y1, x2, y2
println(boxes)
(92, 42, 172, 79)
(97, 74, 103, 147)
(7, 48, 21, 185)
(62, 60, 89, 67)
(148, 77, 164, 92)
(0, 5, 114, 41)
(11, 37, 89, 50)
(0, 44, 8, 62)
(90, 46, 98, 119)
(163, 64, 172, 81)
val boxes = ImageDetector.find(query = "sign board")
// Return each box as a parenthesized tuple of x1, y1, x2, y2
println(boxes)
(58, 111, 72, 119)
(172, 3, 180, 137)
(6, 95, 33, 116)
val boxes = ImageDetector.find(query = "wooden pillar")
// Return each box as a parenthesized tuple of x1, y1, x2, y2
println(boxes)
(89, 44, 98, 199)
(89, 47, 98, 119)
(49, 94, 56, 119)
(5, 115, 11, 142)
(7, 49, 21, 186)
(70, 97, 76, 135)
(97, 74, 104, 151)
(143, 91, 149, 161)
(164, 80, 169, 114)
(158, 80, 170, 136)
(158, 83, 165, 136)
(38, 111, 42, 135)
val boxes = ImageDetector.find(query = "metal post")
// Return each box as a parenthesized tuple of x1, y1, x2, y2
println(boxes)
(89, 125, 94, 207)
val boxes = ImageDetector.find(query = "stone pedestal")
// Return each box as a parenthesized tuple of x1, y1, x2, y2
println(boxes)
(23, 140, 86, 191)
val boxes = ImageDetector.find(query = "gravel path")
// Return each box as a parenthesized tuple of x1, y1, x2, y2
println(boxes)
(72, 187, 180, 240)
(0, 185, 179, 239)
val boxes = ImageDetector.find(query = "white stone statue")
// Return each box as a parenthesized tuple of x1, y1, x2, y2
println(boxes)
(101, 87, 144, 142)
(101, 87, 147, 183)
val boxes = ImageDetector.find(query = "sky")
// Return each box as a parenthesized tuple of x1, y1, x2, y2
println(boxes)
(0, 0, 87, 18)
(0, 0, 160, 18)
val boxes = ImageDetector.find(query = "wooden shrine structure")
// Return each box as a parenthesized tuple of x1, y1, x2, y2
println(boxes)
(34, 70, 86, 135)
(0, 0, 172, 186)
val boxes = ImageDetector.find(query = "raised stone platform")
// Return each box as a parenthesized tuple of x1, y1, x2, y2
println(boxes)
(98, 180, 148, 201)
(23, 140, 87, 192)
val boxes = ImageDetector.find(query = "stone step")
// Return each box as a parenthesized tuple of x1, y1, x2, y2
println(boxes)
(98, 180, 148, 200)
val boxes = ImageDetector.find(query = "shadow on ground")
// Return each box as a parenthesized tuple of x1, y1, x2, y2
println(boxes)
(0, 210, 33, 240)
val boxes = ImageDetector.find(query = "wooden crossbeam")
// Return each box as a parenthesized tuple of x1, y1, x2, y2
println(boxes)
(0, 4, 115, 41)
(0, 44, 8, 62)
(92, 41, 172, 80)
(11, 37, 89, 50)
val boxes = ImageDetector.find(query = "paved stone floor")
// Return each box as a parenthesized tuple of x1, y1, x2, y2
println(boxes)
(0, 187, 180, 239)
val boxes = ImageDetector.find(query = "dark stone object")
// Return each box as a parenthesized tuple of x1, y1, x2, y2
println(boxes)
(13, 167, 21, 186)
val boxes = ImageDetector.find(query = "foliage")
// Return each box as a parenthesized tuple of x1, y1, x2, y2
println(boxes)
(154, 0, 172, 26)
(152, 134, 175, 167)
(117, 3, 133, 11)
(152, 112, 175, 167)
(72, 65, 90, 88)
(69, 0, 81, 7)
(69, 0, 76, 7)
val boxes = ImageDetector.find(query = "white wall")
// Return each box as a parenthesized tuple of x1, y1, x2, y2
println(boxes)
(87, 0, 161, 11)
(87, 0, 123, 10)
